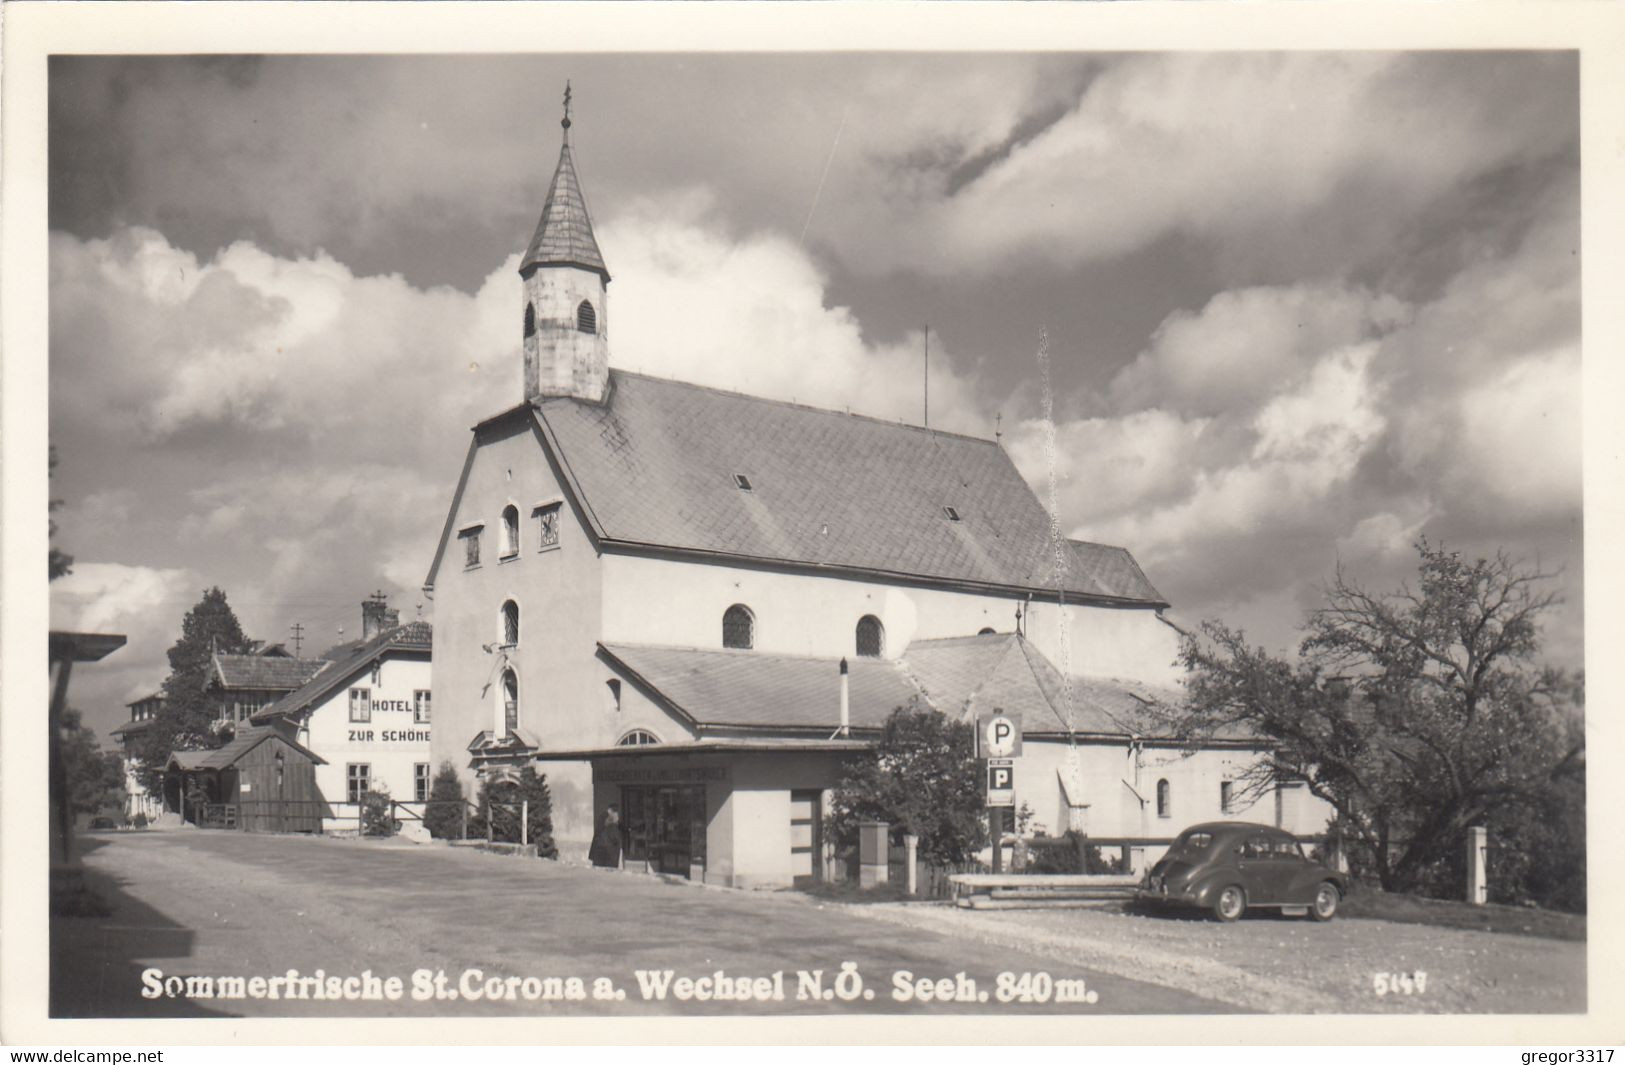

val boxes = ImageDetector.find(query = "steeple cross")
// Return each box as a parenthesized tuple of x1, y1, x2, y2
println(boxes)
(562, 80, 573, 130)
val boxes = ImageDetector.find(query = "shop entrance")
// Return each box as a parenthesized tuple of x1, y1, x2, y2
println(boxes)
(621, 784, 707, 878)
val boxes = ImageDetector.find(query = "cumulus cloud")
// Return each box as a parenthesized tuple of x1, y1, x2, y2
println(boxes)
(1007, 189, 1580, 640)
(49, 563, 197, 714)
(602, 190, 986, 435)
(830, 52, 1577, 277)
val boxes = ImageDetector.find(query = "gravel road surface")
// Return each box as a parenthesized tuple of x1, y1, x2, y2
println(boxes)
(50, 830, 1233, 1018)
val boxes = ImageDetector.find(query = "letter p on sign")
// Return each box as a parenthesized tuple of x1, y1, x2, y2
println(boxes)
(978, 711, 1022, 758)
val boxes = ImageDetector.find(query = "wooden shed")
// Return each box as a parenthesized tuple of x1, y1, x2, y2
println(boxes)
(168, 725, 330, 832)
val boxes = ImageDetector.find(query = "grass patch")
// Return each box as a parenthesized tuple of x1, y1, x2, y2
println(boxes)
(798, 879, 926, 904)
(1341, 887, 1584, 941)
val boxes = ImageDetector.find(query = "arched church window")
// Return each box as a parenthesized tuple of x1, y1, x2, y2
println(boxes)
(1156, 778, 1171, 819)
(978, 627, 996, 635)
(576, 299, 597, 335)
(722, 604, 755, 650)
(501, 505, 519, 557)
(524, 303, 536, 338)
(855, 615, 884, 658)
(502, 669, 520, 733)
(501, 600, 519, 647)
(617, 729, 661, 747)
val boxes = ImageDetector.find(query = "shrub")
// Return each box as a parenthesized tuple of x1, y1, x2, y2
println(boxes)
(360, 787, 397, 837)
(422, 762, 466, 840)
(132, 811, 149, 829)
(468, 768, 557, 857)
(830, 703, 985, 868)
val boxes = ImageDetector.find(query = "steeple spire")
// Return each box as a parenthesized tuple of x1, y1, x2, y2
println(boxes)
(521, 82, 608, 282)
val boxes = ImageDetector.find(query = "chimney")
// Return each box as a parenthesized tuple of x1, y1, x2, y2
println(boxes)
(839, 657, 850, 738)
(361, 592, 399, 640)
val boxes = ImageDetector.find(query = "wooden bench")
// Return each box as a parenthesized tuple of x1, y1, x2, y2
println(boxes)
(948, 873, 1141, 909)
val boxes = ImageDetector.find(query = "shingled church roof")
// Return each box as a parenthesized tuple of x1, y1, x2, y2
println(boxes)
(522, 371, 1166, 604)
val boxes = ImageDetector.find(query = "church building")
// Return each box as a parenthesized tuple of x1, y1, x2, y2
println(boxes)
(423, 96, 1328, 888)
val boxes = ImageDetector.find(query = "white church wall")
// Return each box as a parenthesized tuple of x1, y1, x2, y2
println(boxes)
(427, 415, 606, 823)
(599, 552, 1182, 685)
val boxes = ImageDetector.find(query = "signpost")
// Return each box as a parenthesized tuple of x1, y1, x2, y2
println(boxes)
(975, 711, 1021, 872)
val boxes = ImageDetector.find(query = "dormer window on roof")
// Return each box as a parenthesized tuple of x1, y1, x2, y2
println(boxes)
(942, 506, 961, 522)
(733, 474, 753, 491)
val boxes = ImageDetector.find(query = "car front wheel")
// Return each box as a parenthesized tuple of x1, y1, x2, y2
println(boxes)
(1311, 882, 1340, 921)
(1213, 885, 1246, 922)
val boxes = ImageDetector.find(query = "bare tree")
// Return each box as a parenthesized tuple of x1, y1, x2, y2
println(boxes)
(1176, 540, 1582, 893)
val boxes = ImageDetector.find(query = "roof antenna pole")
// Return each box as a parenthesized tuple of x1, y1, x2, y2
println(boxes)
(289, 622, 304, 658)
(923, 324, 929, 429)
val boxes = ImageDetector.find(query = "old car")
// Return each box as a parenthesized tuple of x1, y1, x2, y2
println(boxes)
(1138, 821, 1349, 922)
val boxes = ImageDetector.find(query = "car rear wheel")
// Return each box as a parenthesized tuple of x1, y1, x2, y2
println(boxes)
(1213, 885, 1246, 922)
(1311, 882, 1340, 921)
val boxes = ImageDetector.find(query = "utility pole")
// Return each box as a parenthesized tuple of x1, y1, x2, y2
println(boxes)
(289, 622, 304, 657)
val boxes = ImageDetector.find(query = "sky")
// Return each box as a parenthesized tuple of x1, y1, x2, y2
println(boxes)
(45, 51, 1583, 745)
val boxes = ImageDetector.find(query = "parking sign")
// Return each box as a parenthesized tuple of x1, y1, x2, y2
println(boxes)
(976, 711, 1022, 758)
(986, 759, 1015, 807)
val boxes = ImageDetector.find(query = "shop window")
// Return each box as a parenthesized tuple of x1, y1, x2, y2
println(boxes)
(502, 600, 520, 647)
(1220, 780, 1234, 814)
(523, 303, 536, 338)
(349, 687, 372, 723)
(577, 299, 597, 334)
(722, 604, 755, 650)
(460, 525, 483, 568)
(855, 615, 884, 658)
(502, 669, 520, 733)
(414, 763, 431, 803)
(347, 763, 371, 804)
(617, 729, 661, 746)
(414, 689, 432, 724)
(1156, 778, 1171, 819)
(534, 502, 561, 550)
(501, 505, 520, 558)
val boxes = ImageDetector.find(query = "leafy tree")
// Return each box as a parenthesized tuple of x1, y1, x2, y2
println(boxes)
(49, 446, 73, 581)
(830, 702, 986, 868)
(468, 768, 556, 857)
(423, 762, 467, 840)
(54, 708, 126, 817)
(1176, 540, 1583, 896)
(132, 587, 251, 791)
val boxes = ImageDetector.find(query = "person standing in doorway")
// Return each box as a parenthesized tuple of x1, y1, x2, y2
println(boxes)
(589, 803, 622, 868)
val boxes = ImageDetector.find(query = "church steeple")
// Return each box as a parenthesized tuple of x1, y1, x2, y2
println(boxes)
(521, 82, 610, 405)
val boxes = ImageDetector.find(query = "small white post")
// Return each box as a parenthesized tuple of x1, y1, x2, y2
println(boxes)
(521, 799, 529, 848)
(1467, 826, 1488, 905)
(904, 833, 918, 896)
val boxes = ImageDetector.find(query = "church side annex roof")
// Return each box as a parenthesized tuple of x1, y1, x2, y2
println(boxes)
(530, 370, 1167, 605)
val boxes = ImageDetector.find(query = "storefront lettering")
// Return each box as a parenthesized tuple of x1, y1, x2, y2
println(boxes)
(597, 767, 728, 784)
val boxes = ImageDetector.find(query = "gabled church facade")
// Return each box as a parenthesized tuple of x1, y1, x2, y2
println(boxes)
(424, 99, 1329, 888)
